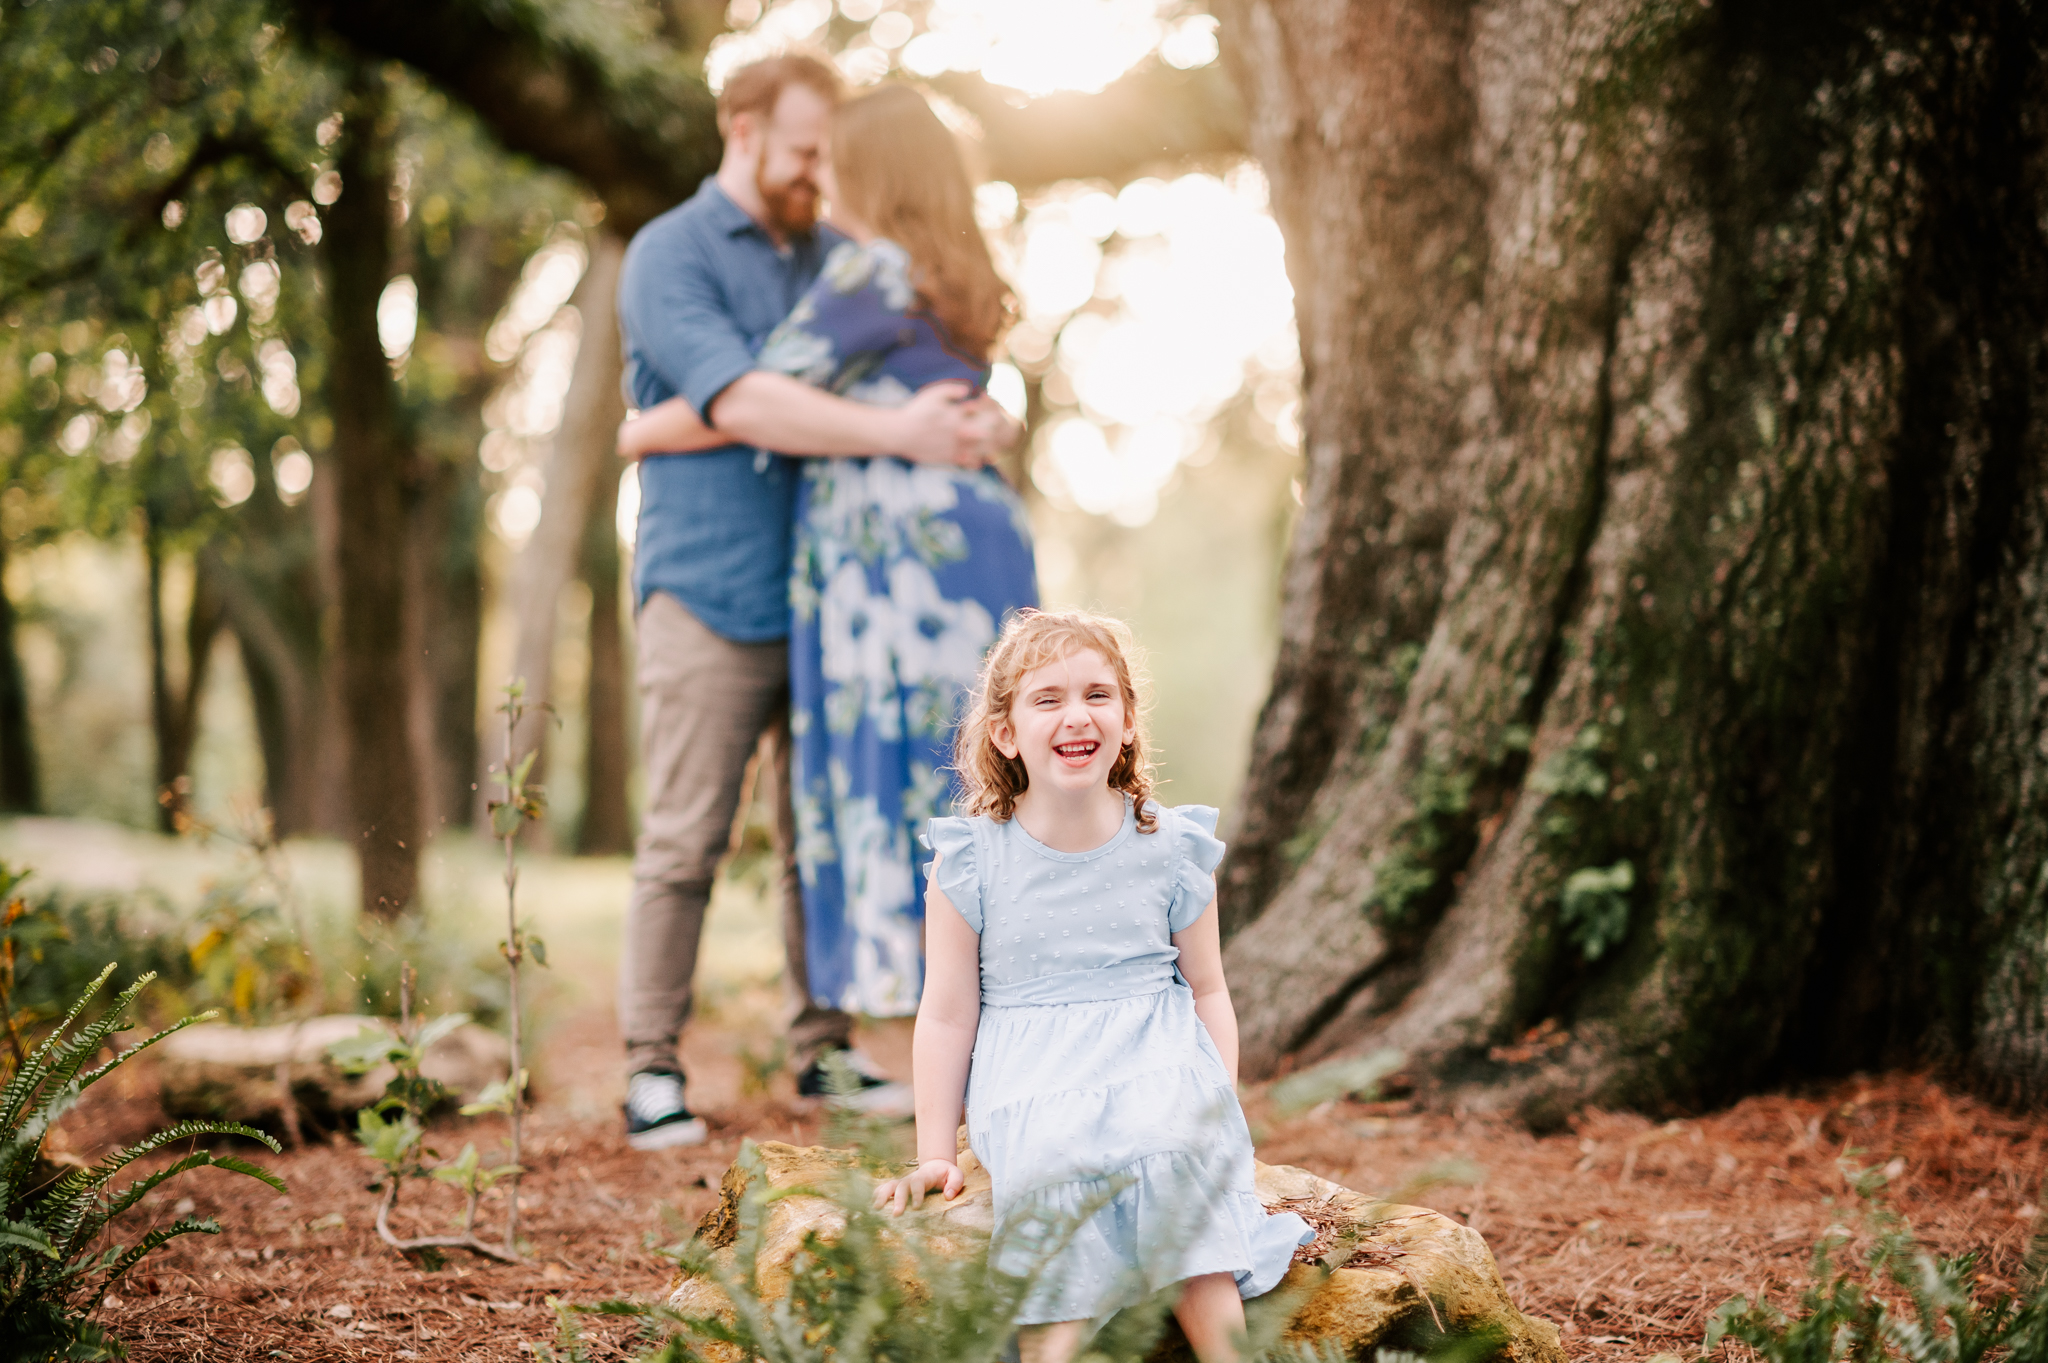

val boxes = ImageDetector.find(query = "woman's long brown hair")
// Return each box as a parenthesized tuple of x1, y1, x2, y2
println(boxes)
(830, 85, 1014, 362)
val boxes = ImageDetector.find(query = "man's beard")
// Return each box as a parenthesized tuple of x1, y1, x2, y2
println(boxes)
(757, 165, 819, 236)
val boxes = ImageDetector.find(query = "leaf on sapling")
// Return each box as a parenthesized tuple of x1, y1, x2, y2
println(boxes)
(325, 1024, 402, 1076)
(459, 1069, 527, 1117)
(355, 1106, 423, 1167)
(490, 800, 523, 839)
(431, 1142, 481, 1188)
(414, 1013, 471, 1052)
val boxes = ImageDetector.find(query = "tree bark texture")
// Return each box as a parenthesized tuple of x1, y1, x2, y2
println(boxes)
(0, 531, 38, 813)
(325, 64, 423, 918)
(406, 453, 484, 835)
(577, 456, 632, 857)
(1215, 0, 2048, 1110)
(497, 231, 625, 818)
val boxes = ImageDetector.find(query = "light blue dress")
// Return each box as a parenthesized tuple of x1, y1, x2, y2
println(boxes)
(923, 802, 1311, 1325)
(759, 238, 1038, 1018)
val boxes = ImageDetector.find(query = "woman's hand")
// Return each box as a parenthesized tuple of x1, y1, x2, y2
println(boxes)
(872, 1159, 964, 1215)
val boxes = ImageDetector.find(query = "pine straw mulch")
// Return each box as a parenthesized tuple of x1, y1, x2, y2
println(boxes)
(53, 1002, 2048, 1363)
(1251, 1073, 2048, 1362)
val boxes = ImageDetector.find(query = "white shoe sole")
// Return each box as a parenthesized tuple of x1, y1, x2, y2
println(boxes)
(828, 1082, 915, 1118)
(627, 1116, 709, 1150)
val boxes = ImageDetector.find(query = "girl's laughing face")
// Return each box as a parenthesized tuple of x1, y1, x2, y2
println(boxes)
(993, 648, 1134, 801)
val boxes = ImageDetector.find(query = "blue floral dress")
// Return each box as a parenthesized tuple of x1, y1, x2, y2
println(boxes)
(757, 239, 1038, 1017)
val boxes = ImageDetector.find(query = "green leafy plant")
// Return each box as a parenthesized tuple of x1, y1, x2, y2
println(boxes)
(329, 678, 550, 1267)
(0, 868, 190, 1054)
(1557, 860, 1634, 961)
(1702, 1164, 2048, 1363)
(329, 966, 518, 1265)
(1364, 759, 1476, 927)
(486, 677, 551, 1260)
(172, 801, 322, 1020)
(0, 964, 284, 1361)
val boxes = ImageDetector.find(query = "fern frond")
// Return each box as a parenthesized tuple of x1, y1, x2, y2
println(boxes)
(30, 971, 161, 1106)
(0, 1212, 56, 1256)
(0, 1076, 85, 1193)
(0, 963, 116, 1131)
(37, 1119, 280, 1255)
(82, 1214, 220, 1312)
(69, 1009, 219, 1096)
(81, 1150, 285, 1249)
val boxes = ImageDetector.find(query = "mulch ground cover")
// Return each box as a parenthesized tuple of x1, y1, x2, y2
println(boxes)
(58, 1003, 2047, 1363)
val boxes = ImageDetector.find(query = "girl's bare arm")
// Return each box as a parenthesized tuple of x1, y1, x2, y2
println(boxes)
(1171, 894, 1239, 1084)
(875, 871, 981, 1214)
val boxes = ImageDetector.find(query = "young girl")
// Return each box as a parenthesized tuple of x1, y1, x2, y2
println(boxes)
(873, 610, 1310, 1363)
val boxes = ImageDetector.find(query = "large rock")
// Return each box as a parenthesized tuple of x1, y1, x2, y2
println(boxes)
(666, 1141, 1564, 1362)
(154, 1014, 511, 1128)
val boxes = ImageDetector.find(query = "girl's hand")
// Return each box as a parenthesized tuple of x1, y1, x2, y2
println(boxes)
(872, 1159, 964, 1215)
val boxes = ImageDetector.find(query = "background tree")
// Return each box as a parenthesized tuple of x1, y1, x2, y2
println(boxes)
(0, 0, 583, 912)
(1211, 0, 2048, 1112)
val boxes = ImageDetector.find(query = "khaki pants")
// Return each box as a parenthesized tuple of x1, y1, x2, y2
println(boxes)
(619, 591, 851, 1079)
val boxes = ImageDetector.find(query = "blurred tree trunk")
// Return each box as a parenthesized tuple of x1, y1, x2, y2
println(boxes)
(495, 231, 626, 825)
(0, 532, 37, 813)
(209, 496, 344, 841)
(325, 63, 422, 918)
(1214, 0, 2048, 1111)
(407, 455, 483, 835)
(144, 522, 224, 833)
(577, 459, 631, 855)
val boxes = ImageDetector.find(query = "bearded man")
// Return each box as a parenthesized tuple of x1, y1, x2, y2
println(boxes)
(612, 54, 987, 1148)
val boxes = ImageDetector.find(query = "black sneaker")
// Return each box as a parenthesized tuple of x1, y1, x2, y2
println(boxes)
(796, 1048, 914, 1116)
(624, 1069, 708, 1150)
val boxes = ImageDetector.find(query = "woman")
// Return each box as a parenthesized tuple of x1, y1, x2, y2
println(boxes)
(618, 85, 1038, 1041)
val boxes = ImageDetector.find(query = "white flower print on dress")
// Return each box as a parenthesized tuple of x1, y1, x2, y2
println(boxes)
(833, 794, 922, 1014)
(820, 241, 878, 294)
(888, 558, 995, 696)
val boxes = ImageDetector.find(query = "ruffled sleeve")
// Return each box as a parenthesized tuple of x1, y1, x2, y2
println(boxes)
(920, 816, 986, 934)
(1165, 804, 1226, 933)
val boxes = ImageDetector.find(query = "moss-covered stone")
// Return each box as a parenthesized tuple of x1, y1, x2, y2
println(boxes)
(666, 1143, 1566, 1363)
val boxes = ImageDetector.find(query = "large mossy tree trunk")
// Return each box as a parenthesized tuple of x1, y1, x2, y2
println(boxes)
(325, 63, 423, 918)
(1214, 0, 2048, 1111)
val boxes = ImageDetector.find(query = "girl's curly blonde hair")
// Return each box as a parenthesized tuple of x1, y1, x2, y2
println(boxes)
(952, 608, 1158, 834)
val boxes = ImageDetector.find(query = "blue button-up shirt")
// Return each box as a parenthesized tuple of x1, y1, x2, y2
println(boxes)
(618, 181, 846, 642)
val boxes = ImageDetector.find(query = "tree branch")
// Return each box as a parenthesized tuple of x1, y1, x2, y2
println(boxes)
(289, 0, 720, 234)
(0, 127, 305, 312)
(935, 61, 1248, 191)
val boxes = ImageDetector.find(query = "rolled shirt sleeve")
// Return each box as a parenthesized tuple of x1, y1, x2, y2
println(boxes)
(617, 231, 759, 425)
